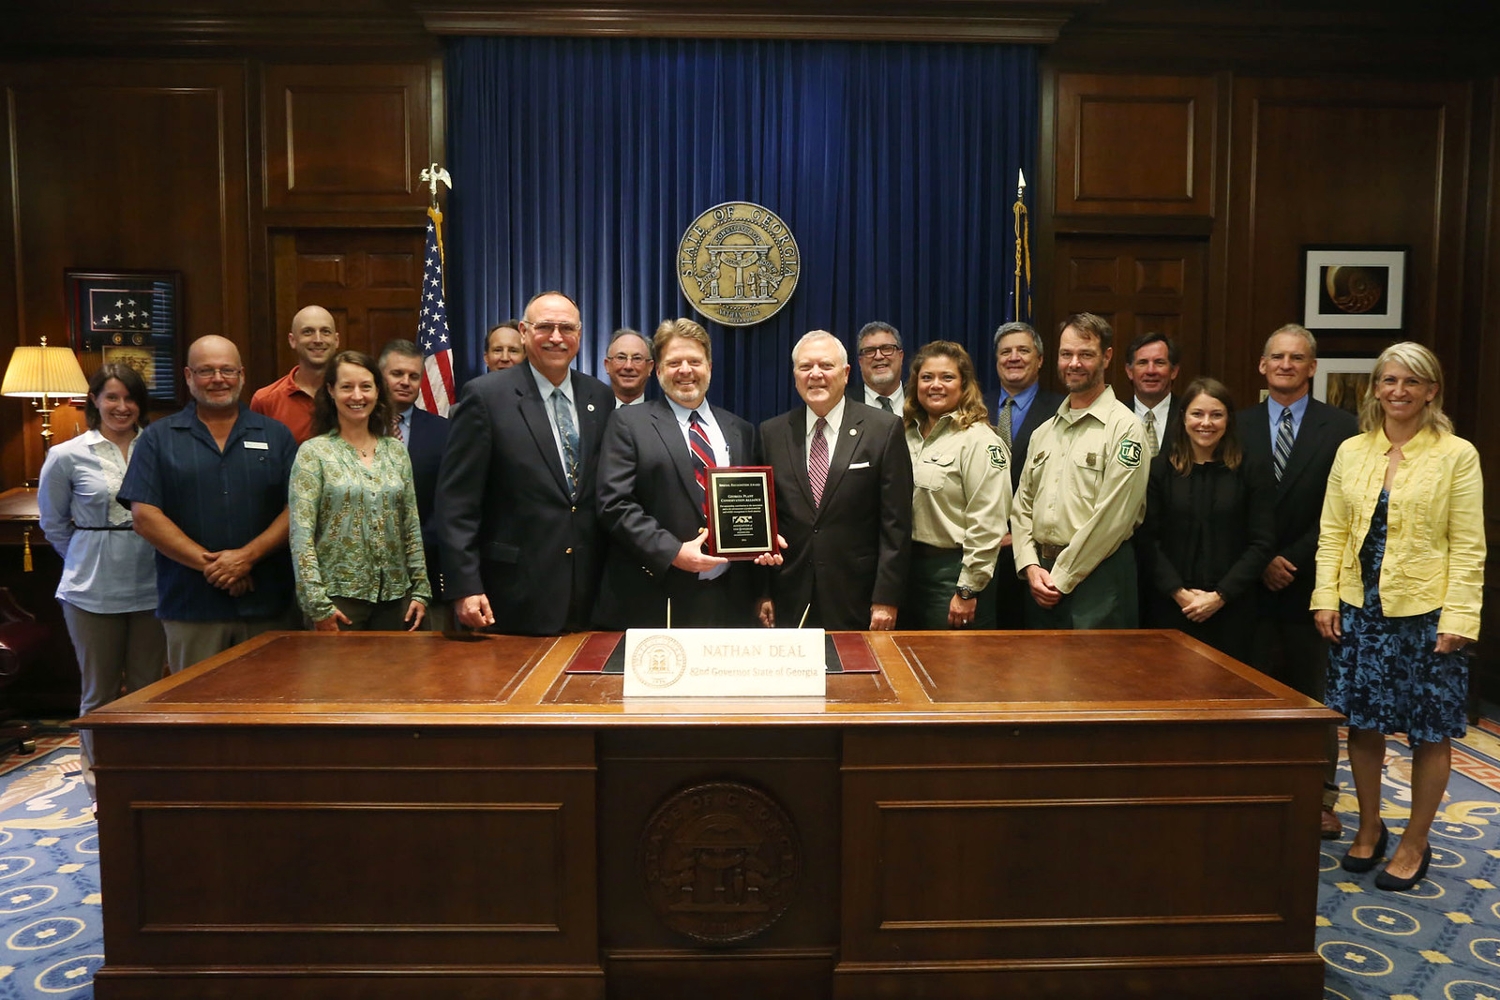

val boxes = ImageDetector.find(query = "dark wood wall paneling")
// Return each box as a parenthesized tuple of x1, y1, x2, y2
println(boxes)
(0, 56, 439, 487)
(0, 61, 250, 487)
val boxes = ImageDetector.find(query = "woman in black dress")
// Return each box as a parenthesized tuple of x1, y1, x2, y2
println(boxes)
(1141, 377, 1275, 662)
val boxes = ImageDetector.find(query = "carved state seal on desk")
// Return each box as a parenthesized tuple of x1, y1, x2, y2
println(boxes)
(678, 202, 800, 327)
(640, 780, 801, 943)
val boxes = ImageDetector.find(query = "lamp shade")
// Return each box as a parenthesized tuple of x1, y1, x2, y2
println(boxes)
(1, 336, 89, 398)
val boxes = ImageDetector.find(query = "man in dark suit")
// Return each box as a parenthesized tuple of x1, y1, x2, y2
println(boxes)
(756, 331, 912, 631)
(436, 291, 614, 635)
(1125, 331, 1182, 459)
(986, 321, 1064, 629)
(378, 340, 451, 627)
(1239, 323, 1358, 839)
(594, 318, 763, 628)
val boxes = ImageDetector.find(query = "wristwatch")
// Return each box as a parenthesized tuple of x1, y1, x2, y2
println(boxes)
(955, 586, 975, 601)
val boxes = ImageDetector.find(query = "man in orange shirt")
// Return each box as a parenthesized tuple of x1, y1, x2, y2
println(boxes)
(250, 305, 340, 442)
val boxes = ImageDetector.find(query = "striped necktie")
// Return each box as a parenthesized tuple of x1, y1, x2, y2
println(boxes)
(1273, 407, 1295, 482)
(809, 417, 829, 508)
(688, 410, 713, 514)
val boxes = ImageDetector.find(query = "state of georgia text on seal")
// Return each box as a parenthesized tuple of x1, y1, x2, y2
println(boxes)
(678, 202, 800, 327)
(640, 780, 801, 944)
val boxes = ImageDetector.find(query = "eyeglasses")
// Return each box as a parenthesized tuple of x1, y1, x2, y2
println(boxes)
(858, 344, 900, 359)
(528, 321, 582, 337)
(608, 353, 649, 365)
(190, 366, 242, 380)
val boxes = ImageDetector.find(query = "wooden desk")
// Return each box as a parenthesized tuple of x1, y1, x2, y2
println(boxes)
(84, 630, 1339, 999)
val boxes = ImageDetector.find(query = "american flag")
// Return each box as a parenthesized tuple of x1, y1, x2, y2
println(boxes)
(417, 205, 457, 415)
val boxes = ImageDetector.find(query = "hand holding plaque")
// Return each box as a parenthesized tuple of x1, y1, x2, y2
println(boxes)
(704, 466, 781, 560)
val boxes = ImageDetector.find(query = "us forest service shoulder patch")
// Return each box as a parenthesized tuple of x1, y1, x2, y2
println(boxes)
(1116, 439, 1143, 468)
(987, 444, 1007, 470)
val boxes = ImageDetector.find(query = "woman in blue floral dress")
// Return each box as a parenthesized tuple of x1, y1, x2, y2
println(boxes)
(1313, 343, 1485, 891)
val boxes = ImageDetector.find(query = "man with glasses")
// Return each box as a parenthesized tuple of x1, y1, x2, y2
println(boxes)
(603, 328, 654, 407)
(436, 291, 614, 635)
(118, 336, 299, 672)
(250, 304, 340, 443)
(856, 322, 906, 415)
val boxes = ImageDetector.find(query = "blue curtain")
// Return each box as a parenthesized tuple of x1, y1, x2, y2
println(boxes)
(446, 36, 1037, 425)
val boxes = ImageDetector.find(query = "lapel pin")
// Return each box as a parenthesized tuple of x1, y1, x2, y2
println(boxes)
(587, 403, 596, 412)
(849, 428, 857, 436)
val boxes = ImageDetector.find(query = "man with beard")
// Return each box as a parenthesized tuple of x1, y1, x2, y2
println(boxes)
(437, 291, 614, 635)
(251, 305, 340, 443)
(1011, 312, 1149, 629)
(603, 328, 654, 407)
(856, 321, 905, 416)
(119, 335, 298, 672)
(594, 318, 766, 628)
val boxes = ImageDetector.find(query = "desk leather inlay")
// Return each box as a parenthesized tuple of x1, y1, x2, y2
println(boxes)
(151, 633, 550, 705)
(897, 631, 1273, 704)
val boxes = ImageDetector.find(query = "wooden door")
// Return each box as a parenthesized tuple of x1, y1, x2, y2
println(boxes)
(1050, 237, 1208, 400)
(269, 229, 426, 374)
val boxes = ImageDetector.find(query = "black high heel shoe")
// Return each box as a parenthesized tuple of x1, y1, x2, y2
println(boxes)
(1341, 823, 1389, 873)
(1375, 845, 1432, 892)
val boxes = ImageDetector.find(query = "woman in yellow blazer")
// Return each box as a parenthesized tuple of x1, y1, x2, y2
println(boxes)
(1313, 342, 1485, 892)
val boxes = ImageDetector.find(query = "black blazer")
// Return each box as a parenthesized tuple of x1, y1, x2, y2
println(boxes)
(988, 385, 1065, 492)
(405, 405, 450, 598)
(1237, 396, 1359, 618)
(594, 398, 760, 628)
(759, 400, 913, 630)
(436, 364, 614, 635)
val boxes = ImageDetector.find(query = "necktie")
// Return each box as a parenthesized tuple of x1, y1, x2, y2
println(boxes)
(393, 415, 405, 445)
(809, 417, 830, 508)
(997, 397, 1014, 449)
(877, 395, 893, 414)
(1273, 408, 1295, 482)
(551, 387, 580, 498)
(1142, 410, 1159, 457)
(688, 410, 713, 514)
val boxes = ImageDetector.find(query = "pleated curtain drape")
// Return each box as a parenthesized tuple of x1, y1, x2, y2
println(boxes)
(445, 36, 1038, 424)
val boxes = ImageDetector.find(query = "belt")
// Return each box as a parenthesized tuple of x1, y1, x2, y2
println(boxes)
(71, 523, 134, 531)
(1036, 542, 1066, 561)
(911, 541, 959, 558)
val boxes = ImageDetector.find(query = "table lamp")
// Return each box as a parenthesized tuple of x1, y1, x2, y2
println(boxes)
(1, 335, 89, 452)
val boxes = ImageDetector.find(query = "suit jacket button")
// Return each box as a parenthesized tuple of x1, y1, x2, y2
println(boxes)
(571, 505, 577, 513)
(565, 547, 573, 555)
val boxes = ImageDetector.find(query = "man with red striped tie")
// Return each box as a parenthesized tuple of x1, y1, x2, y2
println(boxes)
(594, 318, 767, 628)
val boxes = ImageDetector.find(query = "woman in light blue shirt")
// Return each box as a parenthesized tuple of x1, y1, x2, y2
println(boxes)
(37, 363, 165, 802)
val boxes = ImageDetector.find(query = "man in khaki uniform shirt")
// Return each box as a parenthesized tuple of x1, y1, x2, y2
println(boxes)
(1011, 312, 1149, 628)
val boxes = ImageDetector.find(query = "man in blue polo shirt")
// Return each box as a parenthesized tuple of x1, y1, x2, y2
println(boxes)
(119, 335, 299, 672)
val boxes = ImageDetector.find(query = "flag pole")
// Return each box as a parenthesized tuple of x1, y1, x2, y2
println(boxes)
(1012, 169, 1029, 323)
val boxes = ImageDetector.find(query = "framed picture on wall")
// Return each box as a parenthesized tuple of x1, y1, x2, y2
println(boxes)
(65, 269, 184, 404)
(1301, 246, 1407, 331)
(1313, 356, 1378, 419)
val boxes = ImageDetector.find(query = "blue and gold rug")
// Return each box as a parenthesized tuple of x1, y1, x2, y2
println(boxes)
(1321, 721, 1500, 1000)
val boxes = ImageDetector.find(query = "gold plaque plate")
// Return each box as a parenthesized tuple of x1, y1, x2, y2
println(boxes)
(678, 201, 801, 327)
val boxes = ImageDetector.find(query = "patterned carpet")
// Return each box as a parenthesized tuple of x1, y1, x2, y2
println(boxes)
(5, 728, 1500, 998)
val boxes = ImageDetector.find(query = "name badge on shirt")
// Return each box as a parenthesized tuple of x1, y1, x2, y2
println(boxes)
(244, 440, 269, 450)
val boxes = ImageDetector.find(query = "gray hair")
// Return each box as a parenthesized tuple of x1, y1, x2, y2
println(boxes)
(377, 339, 422, 369)
(1262, 323, 1319, 359)
(607, 327, 653, 360)
(856, 321, 902, 350)
(992, 321, 1043, 357)
(792, 330, 848, 367)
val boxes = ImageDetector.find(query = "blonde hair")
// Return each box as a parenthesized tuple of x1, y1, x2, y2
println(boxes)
(1357, 341, 1453, 436)
(653, 318, 712, 364)
(902, 341, 989, 430)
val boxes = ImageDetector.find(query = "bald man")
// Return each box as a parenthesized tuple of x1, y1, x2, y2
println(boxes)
(250, 305, 341, 442)
(119, 336, 299, 672)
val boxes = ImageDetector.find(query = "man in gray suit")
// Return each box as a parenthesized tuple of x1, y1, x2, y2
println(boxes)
(1239, 323, 1358, 839)
(437, 291, 614, 635)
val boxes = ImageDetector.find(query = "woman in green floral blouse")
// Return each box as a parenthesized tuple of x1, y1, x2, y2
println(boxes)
(289, 350, 430, 630)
